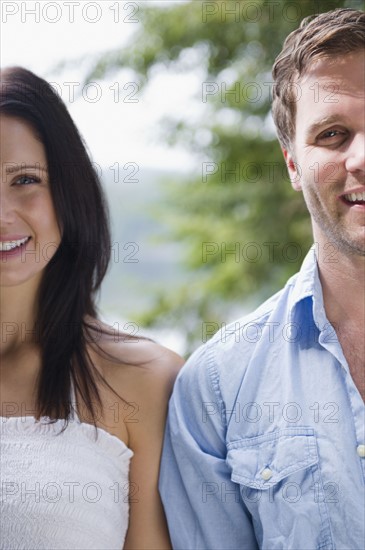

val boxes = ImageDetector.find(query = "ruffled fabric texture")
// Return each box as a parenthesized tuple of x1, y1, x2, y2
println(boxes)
(0, 416, 133, 550)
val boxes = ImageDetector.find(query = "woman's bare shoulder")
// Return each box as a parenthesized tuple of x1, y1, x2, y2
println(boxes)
(87, 319, 184, 397)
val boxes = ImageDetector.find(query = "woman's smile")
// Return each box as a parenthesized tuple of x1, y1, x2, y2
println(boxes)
(0, 116, 61, 287)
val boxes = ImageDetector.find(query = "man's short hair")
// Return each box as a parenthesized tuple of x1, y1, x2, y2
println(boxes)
(272, 8, 365, 152)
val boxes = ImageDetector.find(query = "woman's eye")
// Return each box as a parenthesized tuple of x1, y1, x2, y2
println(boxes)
(14, 175, 41, 185)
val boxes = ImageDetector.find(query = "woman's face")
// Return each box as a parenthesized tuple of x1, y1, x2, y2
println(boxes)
(0, 115, 61, 288)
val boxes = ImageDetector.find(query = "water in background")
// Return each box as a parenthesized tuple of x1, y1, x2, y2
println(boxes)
(98, 165, 187, 355)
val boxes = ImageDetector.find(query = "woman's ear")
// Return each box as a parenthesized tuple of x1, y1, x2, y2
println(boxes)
(283, 148, 302, 191)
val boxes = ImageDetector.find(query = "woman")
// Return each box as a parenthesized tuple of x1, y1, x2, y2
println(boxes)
(0, 67, 183, 549)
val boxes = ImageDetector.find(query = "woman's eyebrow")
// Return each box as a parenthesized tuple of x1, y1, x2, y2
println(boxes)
(5, 163, 49, 174)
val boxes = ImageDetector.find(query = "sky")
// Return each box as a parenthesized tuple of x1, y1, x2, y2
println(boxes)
(1, 0, 197, 170)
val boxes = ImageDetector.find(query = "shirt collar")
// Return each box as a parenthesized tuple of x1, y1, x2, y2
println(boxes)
(287, 245, 328, 328)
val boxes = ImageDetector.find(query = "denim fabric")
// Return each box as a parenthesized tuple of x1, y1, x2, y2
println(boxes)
(160, 247, 365, 550)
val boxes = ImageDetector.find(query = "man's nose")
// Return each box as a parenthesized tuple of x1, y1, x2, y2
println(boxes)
(345, 133, 365, 174)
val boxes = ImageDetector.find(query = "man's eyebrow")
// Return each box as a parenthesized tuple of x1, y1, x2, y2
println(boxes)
(305, 116, 345, 137)
(5, 163, 49, 174)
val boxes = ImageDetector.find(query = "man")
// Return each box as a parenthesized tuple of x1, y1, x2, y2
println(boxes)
(159, 8, 364, 550)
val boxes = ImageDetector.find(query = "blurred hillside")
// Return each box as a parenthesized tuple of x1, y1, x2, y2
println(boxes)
(99, 166, 188, 319)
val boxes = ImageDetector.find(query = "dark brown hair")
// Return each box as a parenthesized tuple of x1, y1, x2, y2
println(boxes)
(1, 67, 128, 428)
(272, 8, 365, 151)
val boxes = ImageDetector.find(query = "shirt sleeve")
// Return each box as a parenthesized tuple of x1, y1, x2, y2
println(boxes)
(159, 343, 258, 550)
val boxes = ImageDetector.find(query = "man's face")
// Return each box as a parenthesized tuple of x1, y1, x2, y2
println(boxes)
(284, 50, 365, 258)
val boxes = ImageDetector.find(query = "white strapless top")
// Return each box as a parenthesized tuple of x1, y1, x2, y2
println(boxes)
(0, 384, 133, 550)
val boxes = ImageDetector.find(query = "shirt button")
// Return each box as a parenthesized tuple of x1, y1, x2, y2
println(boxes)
(261, 468, 273, 481)
(357, 444, 365, 458)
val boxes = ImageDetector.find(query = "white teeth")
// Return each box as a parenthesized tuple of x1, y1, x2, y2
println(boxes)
(0, 237, 29, 251)
(344, 191, 365, 202)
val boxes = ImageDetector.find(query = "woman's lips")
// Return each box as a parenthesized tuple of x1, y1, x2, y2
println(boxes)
(0, 237, 31, 260)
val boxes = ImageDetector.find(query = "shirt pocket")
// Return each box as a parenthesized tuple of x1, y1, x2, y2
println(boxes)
(226, 428, 334, 550)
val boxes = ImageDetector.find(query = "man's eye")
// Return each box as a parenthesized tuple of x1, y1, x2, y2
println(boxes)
(318, 129, 345, 141)
(14, 175, 41, 185)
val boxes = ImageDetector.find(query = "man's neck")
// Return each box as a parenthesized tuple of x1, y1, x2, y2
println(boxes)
(315, 241, 365, 328)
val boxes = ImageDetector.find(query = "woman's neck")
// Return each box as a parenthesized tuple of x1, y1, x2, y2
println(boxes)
(0, 280, 40, 357)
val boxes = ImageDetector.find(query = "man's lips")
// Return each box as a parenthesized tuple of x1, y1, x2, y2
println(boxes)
(339, 188, 365, 206)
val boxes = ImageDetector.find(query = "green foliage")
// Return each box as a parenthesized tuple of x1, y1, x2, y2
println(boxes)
(88, 0, 361, 352)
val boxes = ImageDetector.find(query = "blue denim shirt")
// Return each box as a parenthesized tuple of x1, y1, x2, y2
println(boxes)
(159, 248, 365, 550)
